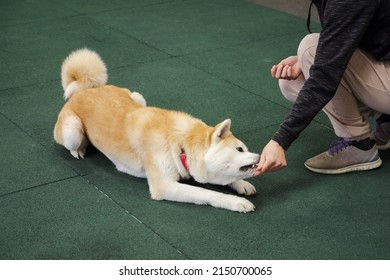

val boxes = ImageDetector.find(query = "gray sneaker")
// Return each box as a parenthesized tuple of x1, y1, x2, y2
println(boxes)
(304, 139, 382, 174)
(371, 120, 390, 150)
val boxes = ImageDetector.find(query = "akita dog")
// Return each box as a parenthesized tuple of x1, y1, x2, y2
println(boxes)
(54, 49, 259, 212)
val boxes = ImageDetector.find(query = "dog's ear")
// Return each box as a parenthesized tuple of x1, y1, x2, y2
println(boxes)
(212, 119, 231, 144)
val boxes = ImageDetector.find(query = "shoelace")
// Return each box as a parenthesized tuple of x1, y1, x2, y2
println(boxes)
(328, 139, 353, 155)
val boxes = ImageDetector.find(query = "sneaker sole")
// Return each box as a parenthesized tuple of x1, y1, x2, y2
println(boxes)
(304, 157, 382, 175)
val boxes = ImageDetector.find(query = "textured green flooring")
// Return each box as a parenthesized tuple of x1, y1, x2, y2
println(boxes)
(1, 0, 389, 260)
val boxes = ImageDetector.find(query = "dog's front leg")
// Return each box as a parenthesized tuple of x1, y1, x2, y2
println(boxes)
(228, 180, 256, 196)
(145, 159, 255, 212)
(149, 178, 255, 213)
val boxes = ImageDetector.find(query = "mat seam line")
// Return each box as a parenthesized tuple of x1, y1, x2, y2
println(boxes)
(84, 178, 191, 259)
(0, 174, 82, 199)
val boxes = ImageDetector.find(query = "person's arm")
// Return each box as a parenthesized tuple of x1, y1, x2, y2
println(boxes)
(273, 0, 377, 150)
(255, 0, 378, 175)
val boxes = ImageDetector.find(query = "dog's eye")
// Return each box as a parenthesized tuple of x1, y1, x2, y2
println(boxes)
(236, 147, 244, 152)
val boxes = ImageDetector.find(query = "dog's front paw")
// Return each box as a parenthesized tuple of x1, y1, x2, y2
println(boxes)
(229, 197, 255, 213)
(229, 180, 256, 196)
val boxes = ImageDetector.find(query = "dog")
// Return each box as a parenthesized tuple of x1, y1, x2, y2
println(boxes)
(54, 48, 260, 212)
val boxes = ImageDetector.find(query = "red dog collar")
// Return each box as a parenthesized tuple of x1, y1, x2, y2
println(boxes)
(180, 153, 190, 172)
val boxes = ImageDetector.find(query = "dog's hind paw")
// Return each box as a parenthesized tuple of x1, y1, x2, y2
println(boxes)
(70, 149, 86, 159)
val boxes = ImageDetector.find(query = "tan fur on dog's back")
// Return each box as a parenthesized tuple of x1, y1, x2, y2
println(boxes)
(56, 86, 147, 173)
(54, 48, 260, 212)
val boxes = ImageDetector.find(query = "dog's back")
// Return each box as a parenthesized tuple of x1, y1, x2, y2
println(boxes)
(54, 48, 145, 164)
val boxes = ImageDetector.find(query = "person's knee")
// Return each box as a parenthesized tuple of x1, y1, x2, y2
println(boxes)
(298, 33, 320, 54)
(279, 79, 298, 103)
(297, 33, 319, 75)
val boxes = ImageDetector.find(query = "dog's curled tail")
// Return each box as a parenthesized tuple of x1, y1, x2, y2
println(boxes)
(61, 48, 107, 100)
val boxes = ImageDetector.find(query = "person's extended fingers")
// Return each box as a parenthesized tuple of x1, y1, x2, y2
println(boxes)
(254, 154, 266, 176)
(259, 156, 274, 174)
(253, 167, 262, 176)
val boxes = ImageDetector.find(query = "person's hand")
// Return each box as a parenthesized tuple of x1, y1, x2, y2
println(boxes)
(254, 140, 287, 176)
(271, 56, 302, 80)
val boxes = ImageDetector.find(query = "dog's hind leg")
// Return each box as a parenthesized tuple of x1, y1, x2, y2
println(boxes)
(54, 110, 89, 159)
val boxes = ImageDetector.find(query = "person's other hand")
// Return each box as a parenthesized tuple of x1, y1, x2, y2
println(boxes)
(271, 56, 302, 80)
(254, 140, 287, 176)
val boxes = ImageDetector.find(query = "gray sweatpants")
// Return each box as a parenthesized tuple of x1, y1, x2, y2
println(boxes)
(279, 33, 390, 140)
